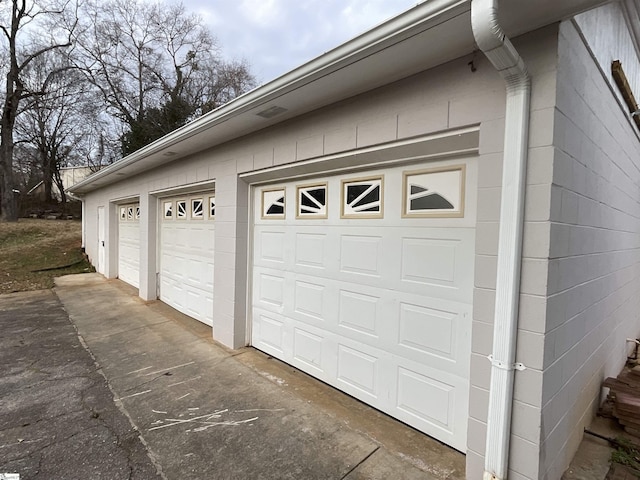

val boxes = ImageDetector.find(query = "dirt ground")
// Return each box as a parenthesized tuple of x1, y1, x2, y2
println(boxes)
(0, 219, 93, 294)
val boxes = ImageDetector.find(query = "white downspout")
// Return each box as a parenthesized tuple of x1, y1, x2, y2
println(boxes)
(471, 1, 531, 479)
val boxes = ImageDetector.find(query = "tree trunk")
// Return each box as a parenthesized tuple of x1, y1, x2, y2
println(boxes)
(42, 152, 53, 203)
(1, 0, 21, 223)
(53, 166, 66, 208)
(0, 114, 18, 221)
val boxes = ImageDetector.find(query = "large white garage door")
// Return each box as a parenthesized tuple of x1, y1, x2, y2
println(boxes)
(159, 194, 215, 326)
(251, 160, 475, 451)
(118, 203, 140, 288)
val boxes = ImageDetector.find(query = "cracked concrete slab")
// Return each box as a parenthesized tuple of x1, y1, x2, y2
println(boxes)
(52, 273, 465, 480)
(0, 289, 161, 480)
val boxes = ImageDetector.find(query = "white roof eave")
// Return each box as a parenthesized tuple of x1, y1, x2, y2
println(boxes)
(69, 0, 473, 194)
(70, 0, 612, 194)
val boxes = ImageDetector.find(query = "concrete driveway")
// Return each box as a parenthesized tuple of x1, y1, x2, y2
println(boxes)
(1, 273, 465, 480)
(0, 289, 160, 479)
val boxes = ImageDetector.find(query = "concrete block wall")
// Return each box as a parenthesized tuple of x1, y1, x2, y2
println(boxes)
(539, 10, 640, 479)
(466, 24, 561, 480)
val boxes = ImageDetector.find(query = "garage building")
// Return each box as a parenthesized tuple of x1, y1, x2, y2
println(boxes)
(69, 1, 640, 479)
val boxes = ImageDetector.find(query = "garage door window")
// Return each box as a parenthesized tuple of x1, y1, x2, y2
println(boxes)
(296, 183, 327, 218)
(341, 176, 383, 218)
(176, 200, 187, 219)
(191, 198, 204, 219)
(403, 165, 465, 218)
(163, 201, 173, 219)
(262, 188, 286, 219)
(209, 196, 216, 218)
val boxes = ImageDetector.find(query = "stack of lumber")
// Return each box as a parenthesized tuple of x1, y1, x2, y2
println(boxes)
(604, 367, 640, 436)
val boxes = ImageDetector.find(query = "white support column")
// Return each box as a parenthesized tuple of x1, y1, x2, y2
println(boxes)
(139, 194, 158, 301)
(106, 202, 119, 279)
(212, 173, 248, 349)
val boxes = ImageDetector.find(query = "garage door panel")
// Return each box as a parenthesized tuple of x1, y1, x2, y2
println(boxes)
(336, 343, 380, 399)
(257, 269, 469, 369)
(396, 301, 459, 358)
(251, 160, 474, 452)
(396, 366, 456, 432)
(256, 225, 472, 302)
(254, 310, 287, 354)
(162, 253, 186, 282)
(258, 230, 287, 264)
(337, 289, 381, 337)
(400, 237, 458, 286)
(186, 289, 207, 319)
(118, 206, 140, 288)
(293, 280, 326, 321)
(295, 232, 328, 269)
(261, 309, 466, 446)
(190, 227, 215, 252)
(292, 327, 325, 373)
(185, 257, 211, 286)
(160, 193, 215, 326)
(339, 235, 383, 277)
(256, 272, 286, 309)
(398, 230, 475, 301)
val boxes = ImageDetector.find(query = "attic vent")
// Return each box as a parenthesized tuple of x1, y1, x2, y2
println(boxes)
(256, 106, 288, 119)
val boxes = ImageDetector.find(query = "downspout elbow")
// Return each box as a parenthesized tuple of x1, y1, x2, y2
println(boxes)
(472, 0, 530, 90)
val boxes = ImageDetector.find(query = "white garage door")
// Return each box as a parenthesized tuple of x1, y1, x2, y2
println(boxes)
(251, 160, 475, 451)
(159, 194, 215, 326)
(118, 203, 140, 288)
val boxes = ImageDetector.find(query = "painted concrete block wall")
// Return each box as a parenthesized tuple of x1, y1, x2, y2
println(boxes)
(539, 12, 640, 480)
(465, 25, 561, 480)
(574, 3, 640, 113)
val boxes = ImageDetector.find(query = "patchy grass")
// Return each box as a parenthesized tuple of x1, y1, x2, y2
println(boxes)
(0, 219, 94, 293)
(610, 437, 640, 477)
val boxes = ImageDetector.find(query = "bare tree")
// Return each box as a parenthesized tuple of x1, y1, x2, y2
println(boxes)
(0, 0, 77, 221)
(74, 0, 256, 155)
(15, 53, 85, 202)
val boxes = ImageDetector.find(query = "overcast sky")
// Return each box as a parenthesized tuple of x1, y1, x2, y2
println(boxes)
(188, 0, 420, 84)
